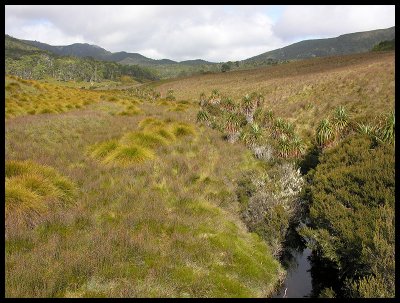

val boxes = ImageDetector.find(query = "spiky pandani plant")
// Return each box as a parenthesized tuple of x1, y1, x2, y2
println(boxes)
(199, 92, 207, 107)
(277, 134, 291, 158)
(224, 112, 243, 143)
(197, 110, 211, 125)
(265, 109, 275, 128)
(272, 117, 287, 138)
(250, 91, 265, 108)
(220, 97, 236, 112)
(209, 89, 221, 104)
(378, 110, 395, 144)
(333, 105, 349, 138)
(356, 122, 377, 137)
(281, 120, 295, 138)
(241, 123, 263, 148)
(316, 118, 335, 148)
(242, 94, 257, 124)
(290, 135, 306, 158)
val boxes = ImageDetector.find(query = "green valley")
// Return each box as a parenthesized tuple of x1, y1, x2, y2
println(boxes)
(5, 6, 395, 298)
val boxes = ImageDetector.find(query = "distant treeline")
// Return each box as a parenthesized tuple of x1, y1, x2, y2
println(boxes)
(5, 51, 160, 83)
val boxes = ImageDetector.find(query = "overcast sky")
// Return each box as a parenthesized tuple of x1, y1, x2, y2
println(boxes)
(5, 5, 395, 62)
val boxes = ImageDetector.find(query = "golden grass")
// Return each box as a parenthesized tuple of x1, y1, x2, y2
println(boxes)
(120, 131, 169, 148)
(5, 75, 144, 119)
(5, 160, 76, 232)
(104, 145, 155, 165)
(88, 118, 196, 167)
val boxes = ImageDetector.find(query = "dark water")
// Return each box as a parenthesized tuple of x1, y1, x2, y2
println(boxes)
(273, 248, 313, 298)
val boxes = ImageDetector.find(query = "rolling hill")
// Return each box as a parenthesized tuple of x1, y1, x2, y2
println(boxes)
(5, 35, 160, 82)
(244, 26, 395, 63)
(21, 38, 216, 67)
(152, 50, 395, 140)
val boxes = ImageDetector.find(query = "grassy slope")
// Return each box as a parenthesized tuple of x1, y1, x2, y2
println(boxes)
(152, 51, 395, 139)
(5, 78, 283, 297)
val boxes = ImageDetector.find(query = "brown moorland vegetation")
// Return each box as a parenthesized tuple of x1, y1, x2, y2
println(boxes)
(152, 51, 394, 138)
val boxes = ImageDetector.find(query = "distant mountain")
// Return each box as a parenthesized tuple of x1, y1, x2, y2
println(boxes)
(179, 59, 213, 66)
(5, 34, 52, 59)
(21, 38, 215, 66)
(244, 26, 395, 63)
(5, 35, 160, 82)
(117, 56, 178, 66)
(6, 34, 42, 51)
(21, 40, 112, 60)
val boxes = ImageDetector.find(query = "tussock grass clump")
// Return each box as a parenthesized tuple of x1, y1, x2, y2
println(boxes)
(138, 117, 197, 140)
(154, 128, 176, 141)
(88, 136, 158, 167)
(120, 132, 168, 148)
(104, 145, 155, 165)
(88, 139, 156, 167)
(5, 76, 145, 119)
(138, 117, 167, 130)
(5, 160, 76, 232)
(89, 140, 120, 160)
(88, 119, 197, 167)
(172, 123, 196, 138)
(116, 103, 142, 116)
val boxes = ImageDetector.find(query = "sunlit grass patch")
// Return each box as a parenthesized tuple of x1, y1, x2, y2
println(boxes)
(103, 145, 155, 166)
(117, 108, 141, 116)
(88, 134, 158, 167)
(5, 160, 76, 231)
(89, 140, 120, 160)
(116, 102, 142, 116)
(120, 131, 169, 148)
(138, 117, 167, 130)
(154, 128, 176, 141)
(172, 123, 196, 138)
(5, 75, 132, 119)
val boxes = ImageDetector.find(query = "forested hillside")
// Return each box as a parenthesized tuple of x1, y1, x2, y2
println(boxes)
(5, 35, 159, 82)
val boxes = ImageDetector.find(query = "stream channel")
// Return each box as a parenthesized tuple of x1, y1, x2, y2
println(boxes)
(272, 247, 313, 298)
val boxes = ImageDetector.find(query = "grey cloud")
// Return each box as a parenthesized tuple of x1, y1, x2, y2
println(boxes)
(273, 5, 395, 43)
(5, 5, 395, 62)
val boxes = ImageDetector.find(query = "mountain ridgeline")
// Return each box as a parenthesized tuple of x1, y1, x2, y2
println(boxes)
(5, 26, 395, 81)
(21, 39, 217, 67)
(5, 35, 160, 82)
(244, 26, 395, 63)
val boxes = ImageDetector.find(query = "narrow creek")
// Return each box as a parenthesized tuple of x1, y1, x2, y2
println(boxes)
(273, 247, 313, 298)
